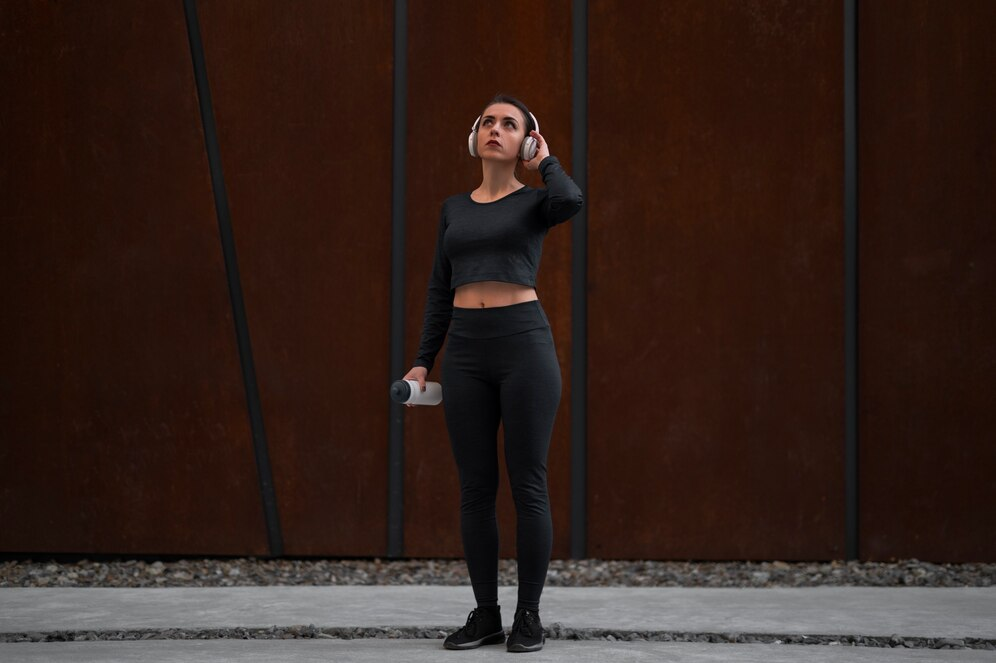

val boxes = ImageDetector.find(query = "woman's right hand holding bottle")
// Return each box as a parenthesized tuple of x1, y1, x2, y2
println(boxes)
(400, 366, 428, 407)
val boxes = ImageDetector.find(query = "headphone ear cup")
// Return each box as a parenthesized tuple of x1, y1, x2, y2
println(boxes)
(468, 115, 481, 157)
(521, 111, 540, 160)
(520, 136, 538, 161)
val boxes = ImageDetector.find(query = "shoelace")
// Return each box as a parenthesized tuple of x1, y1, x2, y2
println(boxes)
(460, 609, 482, 636)
(512, 609, 538, 637)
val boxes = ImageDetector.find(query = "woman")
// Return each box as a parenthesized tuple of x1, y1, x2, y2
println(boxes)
(401, 94, 583, 653)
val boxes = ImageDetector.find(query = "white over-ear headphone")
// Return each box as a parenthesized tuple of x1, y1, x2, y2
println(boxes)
(468, 111, 540, 160)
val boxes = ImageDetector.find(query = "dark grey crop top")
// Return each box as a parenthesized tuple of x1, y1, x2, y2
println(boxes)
(413, 156, 583, 373)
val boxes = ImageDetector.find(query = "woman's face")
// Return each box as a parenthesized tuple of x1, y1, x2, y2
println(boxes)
(476, 103, 528, 161)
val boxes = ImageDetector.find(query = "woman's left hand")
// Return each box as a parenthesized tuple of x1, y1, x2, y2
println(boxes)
(522, 130, 550, 170)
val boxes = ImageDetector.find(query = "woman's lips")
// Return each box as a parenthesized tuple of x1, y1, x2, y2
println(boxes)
(486, 140, 501, 147)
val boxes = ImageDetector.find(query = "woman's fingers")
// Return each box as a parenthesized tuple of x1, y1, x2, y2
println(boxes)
(402, 367, 427, 391)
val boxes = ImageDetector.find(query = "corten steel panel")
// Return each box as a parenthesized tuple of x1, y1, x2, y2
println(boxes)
(404, 0, 575, 559)
(0, 1, 268, 554)
(588, 1, 845, 560)
(197, 1, 394, 556)
(858, 1, 996, 562)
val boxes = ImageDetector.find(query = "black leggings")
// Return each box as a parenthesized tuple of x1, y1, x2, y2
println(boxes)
(440, 299, 562, 612)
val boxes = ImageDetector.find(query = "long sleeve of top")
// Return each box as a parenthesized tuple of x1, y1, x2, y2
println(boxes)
(413, 207, 454, 374)
(537, 156, 585, 226)
(412, 156, 583, 375)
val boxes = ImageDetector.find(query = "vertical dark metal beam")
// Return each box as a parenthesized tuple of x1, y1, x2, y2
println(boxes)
(387, 0, 408, 559)
(182, 0, 283, 556)
(844, 0, 860, 561)
(570, 0, 589, 560)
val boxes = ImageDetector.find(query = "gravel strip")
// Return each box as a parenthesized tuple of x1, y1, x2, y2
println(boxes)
(1, 557, 993, 588)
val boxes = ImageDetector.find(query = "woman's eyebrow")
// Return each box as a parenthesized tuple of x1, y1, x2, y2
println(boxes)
(483, 115, 519, 125)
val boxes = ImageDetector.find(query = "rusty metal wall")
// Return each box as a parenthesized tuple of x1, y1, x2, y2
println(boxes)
(0, 0, 269, 555)
(857, 0, 996, 562)
(586, 0, 846, 560)
(402, 0, 576, 559)
(2, 1, 993, 562)
(194, 1, 395, 557)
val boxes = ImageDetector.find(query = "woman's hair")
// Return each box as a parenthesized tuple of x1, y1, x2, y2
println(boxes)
(480, 94, 535, 135)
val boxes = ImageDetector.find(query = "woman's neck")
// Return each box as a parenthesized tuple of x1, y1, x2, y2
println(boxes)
(476, 159, 522, 200)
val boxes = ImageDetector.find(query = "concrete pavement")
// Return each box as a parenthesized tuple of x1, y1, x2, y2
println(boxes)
(2, 639, 995, 662)
(1, 585, 994, 662)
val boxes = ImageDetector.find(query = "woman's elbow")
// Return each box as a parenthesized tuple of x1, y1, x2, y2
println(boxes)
(547, 195, 583, 226)
(558, 191, 584, 218)
(570, 191, 584, 215)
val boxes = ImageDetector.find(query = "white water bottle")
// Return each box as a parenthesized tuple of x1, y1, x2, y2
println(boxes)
(390, 379, 443, 406)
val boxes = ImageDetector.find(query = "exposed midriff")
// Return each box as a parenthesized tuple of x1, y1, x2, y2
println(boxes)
(453, 281, 538, 309)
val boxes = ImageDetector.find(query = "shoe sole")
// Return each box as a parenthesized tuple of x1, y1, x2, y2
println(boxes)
(443, 631, 505, 650)
(507, 636, 545, 653)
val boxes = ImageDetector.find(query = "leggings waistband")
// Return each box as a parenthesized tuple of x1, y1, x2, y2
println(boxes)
(449, 299, 551, 339)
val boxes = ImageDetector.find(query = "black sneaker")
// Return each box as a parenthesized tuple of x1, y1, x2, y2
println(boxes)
(506, 607, 545, 652)
(443, 606, 505, 650)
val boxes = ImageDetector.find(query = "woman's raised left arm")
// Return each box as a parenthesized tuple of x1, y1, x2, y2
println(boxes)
(538, 155, 583, 226)
(524, 130, 584, 226)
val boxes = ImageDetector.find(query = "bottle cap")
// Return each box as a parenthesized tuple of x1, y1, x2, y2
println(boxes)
(389, 380, 413, 403)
